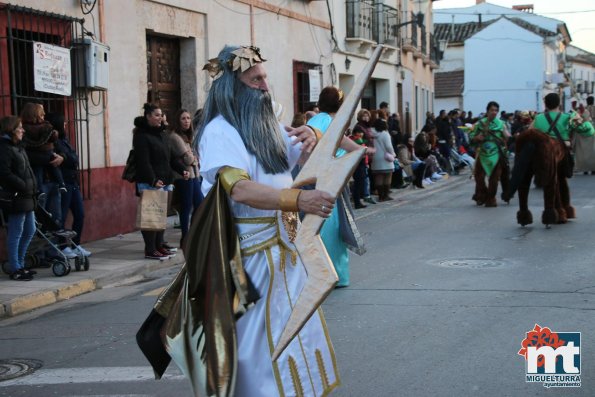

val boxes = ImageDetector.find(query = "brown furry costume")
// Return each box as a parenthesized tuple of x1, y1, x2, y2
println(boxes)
(505, 128, 574, 226)
(472, 155, 509, 207)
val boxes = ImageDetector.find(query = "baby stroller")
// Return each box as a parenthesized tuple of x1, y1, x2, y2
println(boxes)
(1, 206, 89, 277)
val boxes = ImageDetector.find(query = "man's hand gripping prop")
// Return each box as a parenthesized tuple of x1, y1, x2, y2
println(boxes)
(272, 45, 384, 361)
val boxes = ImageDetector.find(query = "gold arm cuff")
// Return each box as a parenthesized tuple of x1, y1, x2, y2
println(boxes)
(279, 188, 302, 212)
(219, 167, 251, 195)
(306, 125, 323, 141)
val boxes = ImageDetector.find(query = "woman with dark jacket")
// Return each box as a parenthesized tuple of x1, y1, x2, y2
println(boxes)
(133, 103, 188, 259)
(46, 113, 90, 257)
(0, 116, 38, 280)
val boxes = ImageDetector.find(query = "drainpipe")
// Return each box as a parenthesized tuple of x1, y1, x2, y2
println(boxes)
(249, 0, 255, 45)
(98, 0, 111, 167)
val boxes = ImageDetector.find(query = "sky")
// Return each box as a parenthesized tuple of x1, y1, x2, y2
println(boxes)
(432, 0, 595, 54)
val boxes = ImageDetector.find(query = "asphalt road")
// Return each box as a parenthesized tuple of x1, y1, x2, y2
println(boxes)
(1, 174, 594, 397)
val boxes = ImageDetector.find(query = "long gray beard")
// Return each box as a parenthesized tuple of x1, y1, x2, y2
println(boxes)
(234, 86, 289, 174)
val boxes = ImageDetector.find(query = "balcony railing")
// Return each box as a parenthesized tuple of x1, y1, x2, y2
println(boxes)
(420, 25, 427, 55)
(346, 1, 401, 48)
(374, 3, 399, 47)
(346, 0, 375, 42)
(411, 25, 418, 48)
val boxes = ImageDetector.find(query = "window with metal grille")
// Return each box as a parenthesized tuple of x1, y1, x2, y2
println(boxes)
(0, 4, 91, 198)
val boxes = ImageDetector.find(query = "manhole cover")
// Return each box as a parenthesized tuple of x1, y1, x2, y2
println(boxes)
(0, 359, 43, 381)
(435, 258, 507, 269)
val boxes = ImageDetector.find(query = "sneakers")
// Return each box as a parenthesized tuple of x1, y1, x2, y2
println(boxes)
(10, 269, 33, 281)
(162, 242, 178, 252)
(423, 178, 434, 186)
(62, 247, 78, 259)
(75, 245, 92, 257)
(158, 248, 176, 257)
(145, 250, 169, 260)
(363, 196, 377, 204)
(431, 172, 443, 181)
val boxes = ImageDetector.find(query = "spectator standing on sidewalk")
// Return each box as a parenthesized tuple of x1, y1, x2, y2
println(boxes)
(167, 109, 203, 248)
(435, 110, 453, 173)
(46, 112, 90, 258)
(20, 102, 65, 224)
(370, 118, 396, 201)
(351, 109, 377, 206)
(133, 103, 189, 260)
(0, 116, 37, 280)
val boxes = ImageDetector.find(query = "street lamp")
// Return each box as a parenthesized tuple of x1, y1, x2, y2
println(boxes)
(397, 11, 425, 30)
(438, 39, 448, 60)
(345, 56, 352, 71)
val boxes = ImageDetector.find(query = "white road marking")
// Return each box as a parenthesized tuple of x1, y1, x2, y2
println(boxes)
(0, 367, 185, 387)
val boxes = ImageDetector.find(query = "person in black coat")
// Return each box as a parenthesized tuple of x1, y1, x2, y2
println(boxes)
(0, 116, 38, 280)
(133, 103, 188, 259)
(47, 112, 90, 258)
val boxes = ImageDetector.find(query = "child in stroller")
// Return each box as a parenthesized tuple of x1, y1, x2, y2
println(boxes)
(2, 205, 89, 276)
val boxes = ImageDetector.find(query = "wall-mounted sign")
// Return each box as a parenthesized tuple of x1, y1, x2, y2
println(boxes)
(33, 42, 71, 96)
(309, 69, 321, 103)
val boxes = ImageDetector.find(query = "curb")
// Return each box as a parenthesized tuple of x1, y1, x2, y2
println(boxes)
(0, 174, 470, 319)
(354, 173, 470, 221)
(0, 256, 185, 319)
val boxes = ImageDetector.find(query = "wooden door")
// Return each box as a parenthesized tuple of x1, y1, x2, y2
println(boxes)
(146, 34, 180, 122)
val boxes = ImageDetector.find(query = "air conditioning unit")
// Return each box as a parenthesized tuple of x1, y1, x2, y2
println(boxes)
(74, 38, 110, 90)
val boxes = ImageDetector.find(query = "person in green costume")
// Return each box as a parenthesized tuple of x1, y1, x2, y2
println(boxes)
(505, 93, 594, 226)
(469, 101, 511, 207)
(532, 93, 594, 143)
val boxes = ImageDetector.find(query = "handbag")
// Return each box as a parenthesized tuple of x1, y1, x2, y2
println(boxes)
(122, 149, 136, 182)
(0, 188, 16, 211)
(135, 189, 168, 231)
(562, 152, 575, 179)
(336, 188, 366, 256)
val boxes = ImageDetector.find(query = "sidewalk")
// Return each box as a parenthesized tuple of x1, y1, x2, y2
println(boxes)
(0, 228, 185, 318)
(0, 172, 470, 319)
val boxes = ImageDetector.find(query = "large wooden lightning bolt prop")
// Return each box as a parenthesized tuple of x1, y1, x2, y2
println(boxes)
(272, 45, 384, 361)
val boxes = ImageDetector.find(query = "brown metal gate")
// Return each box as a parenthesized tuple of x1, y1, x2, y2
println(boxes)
(146, 34, 180, 122)
(0, 3, 91, 198)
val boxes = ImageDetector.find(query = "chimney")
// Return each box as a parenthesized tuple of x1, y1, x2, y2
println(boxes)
(512, 4, 534, 13)
(476, 0, 486, 4)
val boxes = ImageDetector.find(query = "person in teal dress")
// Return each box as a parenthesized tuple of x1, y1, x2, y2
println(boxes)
(306, 86, 366, 287)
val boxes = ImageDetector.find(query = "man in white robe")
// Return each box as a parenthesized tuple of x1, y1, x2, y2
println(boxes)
(196, 45, 357, 397)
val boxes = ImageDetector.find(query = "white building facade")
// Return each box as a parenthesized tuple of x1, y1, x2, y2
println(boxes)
(433, 2, 570, 115)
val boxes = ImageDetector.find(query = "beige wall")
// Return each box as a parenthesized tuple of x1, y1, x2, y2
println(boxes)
(9, 0, 333, 168)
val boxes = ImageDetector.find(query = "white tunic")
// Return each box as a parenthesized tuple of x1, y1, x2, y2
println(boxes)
(199, 116, 340, 397)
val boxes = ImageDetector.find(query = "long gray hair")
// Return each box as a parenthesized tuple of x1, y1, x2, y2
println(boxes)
(195, 45, 288, 174)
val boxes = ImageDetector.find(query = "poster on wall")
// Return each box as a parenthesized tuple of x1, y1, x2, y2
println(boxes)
(33, 42, 72, 96)
(309, 69, 321, 103)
